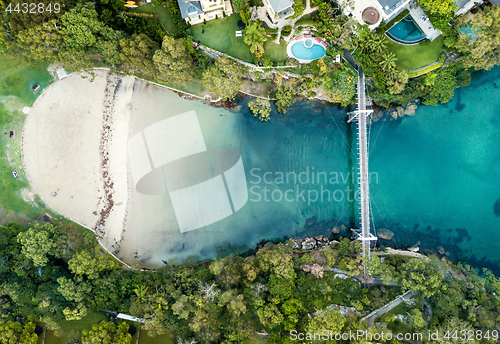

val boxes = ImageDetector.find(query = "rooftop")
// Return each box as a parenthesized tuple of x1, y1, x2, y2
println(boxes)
(377, 0, 404, 14)
(268, 0, 295, 13)
(178, 0, 203, 19)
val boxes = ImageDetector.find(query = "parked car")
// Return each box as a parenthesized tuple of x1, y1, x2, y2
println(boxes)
(12, 171, 19, 178)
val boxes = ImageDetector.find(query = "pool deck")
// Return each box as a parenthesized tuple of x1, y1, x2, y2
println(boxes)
(407, 6, 441, 42)
(286, 36, 327, 64)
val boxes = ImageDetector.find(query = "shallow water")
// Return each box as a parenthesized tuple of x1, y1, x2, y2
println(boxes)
(125, 82, 353, 266)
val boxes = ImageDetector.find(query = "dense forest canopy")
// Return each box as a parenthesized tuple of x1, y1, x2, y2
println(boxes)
(0, 221, 498, 342)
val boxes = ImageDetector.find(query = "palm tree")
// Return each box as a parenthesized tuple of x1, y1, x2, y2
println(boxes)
(372, 35, 387, 53)
(379, 52, 397, 71)
(134, 285, 148, 302)
(243, 22, 268, 58)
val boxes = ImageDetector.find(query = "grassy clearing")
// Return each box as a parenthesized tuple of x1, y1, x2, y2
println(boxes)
(44, 312, 108, 344)
(135, 3, 179, 35)
(243, 335, 269, 343)
(192, 14, 255, 63)
(385, 35, 444, 71)
(263, 39, 288, 62)
(0, 57, 53, 224)
(138, 330, 175, 344)
(0, 57, 52, 105)
(156, 78, 207, 97)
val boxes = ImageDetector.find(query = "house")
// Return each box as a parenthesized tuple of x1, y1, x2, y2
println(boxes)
(342, 0, 441, 41)
(262, 0, 295, 23)
(177, 0, 233, 25)
(454, 0, 483, 15)
(343, 0, 412, 29)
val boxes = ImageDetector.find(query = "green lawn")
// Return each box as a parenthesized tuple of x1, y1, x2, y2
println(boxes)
(0, 57, 53, 224)
(191, 15, 288, 64)
(263, 39, 288, 62)
(192, 14, 255, 63)
(44, 312, 108, 344)
(139, 330, 175, 344)
(385, 34, 444, 71)
(135, 3, 179, 35)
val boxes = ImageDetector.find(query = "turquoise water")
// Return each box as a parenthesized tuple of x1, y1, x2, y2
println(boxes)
(369, 66, 500, 273)
(224, 65, 500, 273)
(290, 40, 326, 61)
(386, 15, 426, 44)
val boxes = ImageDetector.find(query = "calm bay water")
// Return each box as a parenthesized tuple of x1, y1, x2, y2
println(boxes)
(126, 67, 500, 272)
(221, 66, 500, 273)
(369, 66, 500, 273)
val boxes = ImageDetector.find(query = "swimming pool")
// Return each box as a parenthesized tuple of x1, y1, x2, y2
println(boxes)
(386, 15, 426, 44)
(288, 39, 326, 63)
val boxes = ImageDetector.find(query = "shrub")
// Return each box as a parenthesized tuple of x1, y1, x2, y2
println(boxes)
(264, 27, 279, 33)
(270, 33, 278, 40)
(166, 0, 188, 36)
(295, 19, 316, 26)
(232, 0, 246, 13)
(281, 25, 292, 36)
(291, 0, 306, 19)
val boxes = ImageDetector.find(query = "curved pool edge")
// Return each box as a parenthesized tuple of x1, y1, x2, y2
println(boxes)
(385, 15, 427, 46)
(286, 37, 327, 64)
(385, 31, 426, 45)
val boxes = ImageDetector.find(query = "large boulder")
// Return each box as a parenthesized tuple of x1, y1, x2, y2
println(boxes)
(378, 228, 394, 240)
(404, 102, 418, 116)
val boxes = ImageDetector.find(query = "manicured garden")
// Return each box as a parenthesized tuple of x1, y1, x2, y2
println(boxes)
(191, 14, 288, 64)
(385, 34, 444, 71)
(135, 3, 179, 35)
(263, 39, 288, 62)
(191, 14, 255, 63)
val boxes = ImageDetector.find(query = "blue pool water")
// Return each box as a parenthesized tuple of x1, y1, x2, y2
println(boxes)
(387, 15, 426, 44)
(290, 40, 326, 62)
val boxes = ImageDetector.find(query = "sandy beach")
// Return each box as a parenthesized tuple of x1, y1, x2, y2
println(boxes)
(23, 70, 239, 267)
(23, 70, 135, 256)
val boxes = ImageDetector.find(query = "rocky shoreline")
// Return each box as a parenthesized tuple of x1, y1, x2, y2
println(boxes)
(371, 101, 419, 122)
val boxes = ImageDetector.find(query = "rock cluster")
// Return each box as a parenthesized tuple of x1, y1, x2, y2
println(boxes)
(301, 264, 324, 278)
(289, 236, 338, 251)
(390, 102, 418, 119)
(326, 304, 363, 316)
(378, 228, 394, 240)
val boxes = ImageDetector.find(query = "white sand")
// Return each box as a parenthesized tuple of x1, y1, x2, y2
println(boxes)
(23, 70, 135, 247)
(24, 71, 242, 268)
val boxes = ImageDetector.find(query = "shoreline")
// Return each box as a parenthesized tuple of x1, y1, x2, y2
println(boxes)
(21, 67, 494, 272)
